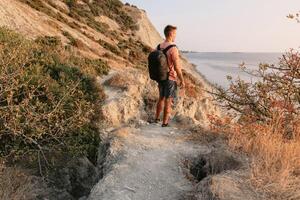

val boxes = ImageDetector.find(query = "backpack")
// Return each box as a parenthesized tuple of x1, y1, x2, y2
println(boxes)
(148, 44, 176, 82)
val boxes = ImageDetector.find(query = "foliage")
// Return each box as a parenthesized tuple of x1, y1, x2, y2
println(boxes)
(86, 0, 138, 31)
(64, 0, 77, 8)
(209, 112, 300, 199)
(98, 39, 121, 56)
(118, 38, 151, 67)
(67, 56, 110, 77)
(210, 50, 300, 199)
(20, 0, 55, 17)
(211, 50, 300, 123)
(182, 70, 203, 98)
(62, 31, 77, 46)
(0, 27, 109, 163)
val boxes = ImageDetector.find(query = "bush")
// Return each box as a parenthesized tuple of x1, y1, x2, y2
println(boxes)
(64, 0, 77, 8)
(210, 51, 300, 199)
(0, 27, 109, 163)
(98, 39, 121, 55)
(88, 0, 138, 31)
(212, 50, 300, 123)
(62, 31, 77, 46)
(35, 35, 61, 47)
(67, 56, 110, 77)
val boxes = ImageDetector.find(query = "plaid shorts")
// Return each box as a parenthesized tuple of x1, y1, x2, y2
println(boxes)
(158, 80, 177, 99)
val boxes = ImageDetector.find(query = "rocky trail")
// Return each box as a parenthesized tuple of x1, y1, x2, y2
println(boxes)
(86, 71, 255, 200)
(88, 123, 210, 200)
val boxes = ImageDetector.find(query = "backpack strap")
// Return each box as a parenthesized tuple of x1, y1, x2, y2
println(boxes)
(156, 44, 177, 52)
(162, 44, 177, 55)
(157, 44, 161, 50)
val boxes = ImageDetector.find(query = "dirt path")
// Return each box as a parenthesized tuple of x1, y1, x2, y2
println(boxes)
(88, 123, 210, 200)
(87, 72, 254, 200)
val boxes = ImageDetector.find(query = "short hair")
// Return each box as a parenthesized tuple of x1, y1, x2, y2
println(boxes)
(164, 25, 177, 37)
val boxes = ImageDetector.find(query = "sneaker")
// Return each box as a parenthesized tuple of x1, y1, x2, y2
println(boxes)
(148, 118, 160, 124)
(162, 123, 169, 127)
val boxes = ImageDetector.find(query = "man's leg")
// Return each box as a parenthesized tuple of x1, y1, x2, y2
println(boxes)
(162, 97, 173, 125)
(155, 97, 165, 120)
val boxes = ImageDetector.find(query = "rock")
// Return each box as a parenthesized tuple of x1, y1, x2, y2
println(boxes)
(194, 173, 261, 200)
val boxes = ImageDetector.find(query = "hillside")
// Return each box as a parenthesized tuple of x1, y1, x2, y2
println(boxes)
(0, 0, 219, 125)
(0, 0, 160, 65)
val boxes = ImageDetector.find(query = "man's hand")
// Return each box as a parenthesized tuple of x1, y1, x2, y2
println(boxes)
(179, 80, 185, 89)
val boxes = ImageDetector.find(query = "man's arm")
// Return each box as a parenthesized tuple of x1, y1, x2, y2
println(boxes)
(173, 49, 185, 88)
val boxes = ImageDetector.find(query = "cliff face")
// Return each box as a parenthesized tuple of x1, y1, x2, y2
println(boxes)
(0, 0, 160, 59)
(124, 5, 163, 48)
(0, 1, 224, 199)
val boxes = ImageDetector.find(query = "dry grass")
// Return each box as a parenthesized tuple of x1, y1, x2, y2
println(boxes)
(209, 112, 300, 200)
(182, 70, 204, 98)
(208, 50, 300, 199)
(104, 73, 131, 90)
(0, 164, 40, 200)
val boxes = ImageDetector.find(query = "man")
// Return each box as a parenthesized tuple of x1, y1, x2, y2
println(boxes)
(155, 25, 185, 127)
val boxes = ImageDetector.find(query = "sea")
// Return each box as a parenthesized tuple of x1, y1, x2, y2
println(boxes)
(183, 52, 282, 88)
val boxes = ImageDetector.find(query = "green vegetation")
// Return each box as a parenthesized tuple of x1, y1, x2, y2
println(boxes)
(212, 51, 300, 122)
(65, 0, 77, 8)
(62, 30, 77, 46)
(118, 38, 152, 67)
(0, 27, 109, 165)
(65, 0, 138, 31)
(210, 51, 300, 199)
(98, 39, 121, 56)
(20, 0, 56, 17)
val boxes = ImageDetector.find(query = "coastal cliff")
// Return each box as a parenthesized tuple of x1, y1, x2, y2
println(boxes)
(0, 1, 257, 200)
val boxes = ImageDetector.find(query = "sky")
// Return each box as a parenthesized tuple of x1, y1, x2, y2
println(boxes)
(122, 0, 300, 52)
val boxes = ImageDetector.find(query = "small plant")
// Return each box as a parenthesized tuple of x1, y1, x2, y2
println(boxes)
(35, 35, 61, 47)
(62, 31, 77, 46)
(64, 0, 77, 8)
(117, 38, 151, 66)
(67, 56, 110, 77)
(98, 39, 121, 55)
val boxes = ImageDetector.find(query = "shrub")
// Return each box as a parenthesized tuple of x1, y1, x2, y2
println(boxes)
(62, 30, 77, 46)
(98, 39, 121, 55)
(210, 51, 300, 199)
(0, 27, 109, 164)
(0, 166, 39, 200)
(64, 0, 77, 8)
(67, 56, 110, 77)
(35, 35, 61, 47)
(118, 38, 151, 67)
(212, 50, 300, 123)
(88, 0, 138, 31)
(182, 70, 203, 98)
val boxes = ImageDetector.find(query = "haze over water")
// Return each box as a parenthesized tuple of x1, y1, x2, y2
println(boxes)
(184, 52, 282, 88)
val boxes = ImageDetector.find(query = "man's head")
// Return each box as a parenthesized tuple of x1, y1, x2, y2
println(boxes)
(164, 25, 177, 42)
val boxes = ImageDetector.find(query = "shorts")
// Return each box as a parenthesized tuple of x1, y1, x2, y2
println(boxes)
(158, 80, 177, 99)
